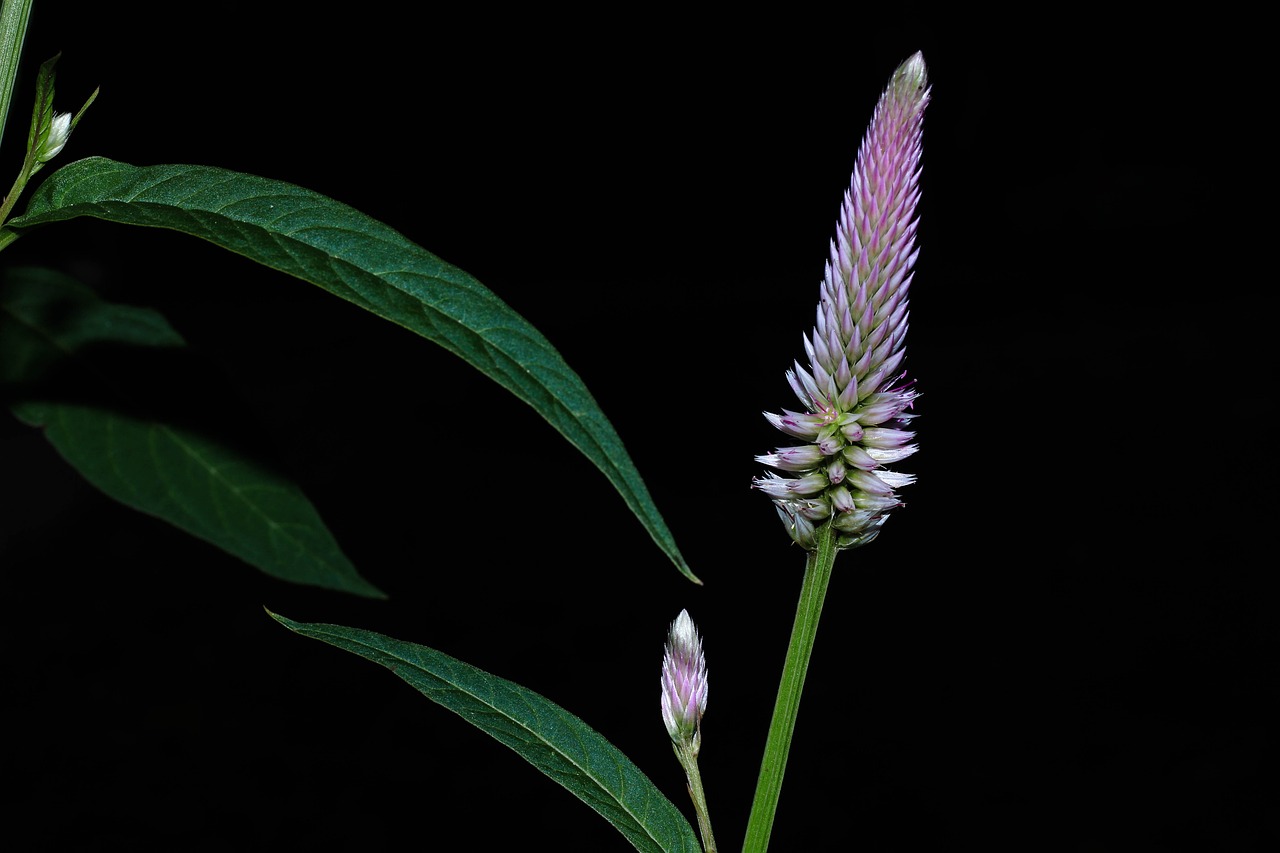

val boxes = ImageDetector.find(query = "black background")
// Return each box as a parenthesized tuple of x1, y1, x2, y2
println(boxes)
(1, 5, 1271, 852)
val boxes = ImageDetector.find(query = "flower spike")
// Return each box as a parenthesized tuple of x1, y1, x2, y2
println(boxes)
(753, 52, 930, 550)
(661, 609, 708, 752)
(660, 609, 718, 852)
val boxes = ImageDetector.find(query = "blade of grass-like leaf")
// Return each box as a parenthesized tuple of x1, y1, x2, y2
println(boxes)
(0, 265, 384, 599)
(0, 0, 33, 155)
(3, 157, 698, 583)
(267, 610, 702, 853)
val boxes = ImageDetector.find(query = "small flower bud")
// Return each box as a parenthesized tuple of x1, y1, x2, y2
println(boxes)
(661, 609, 708, 751)
(37, 112, 72, 163)
(755, 445, 825, 472)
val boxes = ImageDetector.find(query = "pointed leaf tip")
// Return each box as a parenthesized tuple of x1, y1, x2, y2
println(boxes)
(8, 158, 696, 584)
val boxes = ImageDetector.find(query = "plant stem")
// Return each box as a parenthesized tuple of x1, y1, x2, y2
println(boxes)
(676, 742, 718, 853)
(741, 521, 839, 853)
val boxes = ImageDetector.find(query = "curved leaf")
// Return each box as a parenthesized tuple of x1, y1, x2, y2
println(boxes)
(1, 265, 384, 599)
(5, 157, 697, 583)
(268, 610, 702, 853)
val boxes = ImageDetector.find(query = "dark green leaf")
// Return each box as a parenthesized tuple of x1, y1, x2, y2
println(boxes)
(268, 610, 702, 853)
(4, 158, 698, 583)
(1, 266, 384, 598)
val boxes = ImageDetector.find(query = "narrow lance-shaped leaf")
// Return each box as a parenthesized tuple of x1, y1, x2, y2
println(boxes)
(3, 158, 698, 583)
(267, 610, 703, 853)
(0, 265, 385, 599)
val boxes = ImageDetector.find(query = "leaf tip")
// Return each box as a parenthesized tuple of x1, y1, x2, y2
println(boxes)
(678, 561, 703, 586)
(263, 607, 295, 630)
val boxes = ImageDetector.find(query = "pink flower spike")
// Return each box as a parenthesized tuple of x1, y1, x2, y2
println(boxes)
(661, 609, 708, 752)
(754, 52, 930, 550)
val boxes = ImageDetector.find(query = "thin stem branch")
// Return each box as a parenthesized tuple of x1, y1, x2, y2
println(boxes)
(741, 522, 839, 853)
(675, 742, 718, 853)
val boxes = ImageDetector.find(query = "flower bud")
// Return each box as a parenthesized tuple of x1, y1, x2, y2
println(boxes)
(661, 609, 708, 752)
(37, 113, 72, 163)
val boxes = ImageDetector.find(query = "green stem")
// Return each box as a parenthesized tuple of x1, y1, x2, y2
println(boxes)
(0, 150, 27, 222)
(676, 742, 718, 853)
(741, 522, 839, 853)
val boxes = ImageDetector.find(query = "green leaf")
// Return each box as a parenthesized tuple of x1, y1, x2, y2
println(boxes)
(25, 51, 59, 169)
(0, 0, 34, 155)
(3, 157, 698, 584)
(0, 265, 385, 599)
(268, 610, 702, 853)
